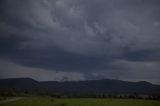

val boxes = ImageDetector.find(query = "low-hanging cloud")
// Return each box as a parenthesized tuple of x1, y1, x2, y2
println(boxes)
(0, 0, 160, 83)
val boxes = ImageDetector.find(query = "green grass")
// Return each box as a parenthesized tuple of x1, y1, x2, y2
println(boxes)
(1, 97, 160, 106)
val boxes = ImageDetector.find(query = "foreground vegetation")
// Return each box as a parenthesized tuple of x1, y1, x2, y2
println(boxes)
(0, 96, 11, 101)
(1, 96, 160, 106)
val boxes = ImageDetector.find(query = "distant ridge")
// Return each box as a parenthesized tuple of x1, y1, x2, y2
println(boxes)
(0, 78, 42, 92)
(0, 78, 160, 97)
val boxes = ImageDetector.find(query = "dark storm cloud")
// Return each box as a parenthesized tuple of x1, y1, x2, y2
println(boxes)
(0, 0, 160, 83)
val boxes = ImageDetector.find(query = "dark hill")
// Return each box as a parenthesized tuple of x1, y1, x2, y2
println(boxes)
(0, 78, 40, 89)
(0, 78, 44, 95)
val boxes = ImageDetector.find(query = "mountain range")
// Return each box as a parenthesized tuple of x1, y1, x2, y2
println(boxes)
(0, 78, 160, 97)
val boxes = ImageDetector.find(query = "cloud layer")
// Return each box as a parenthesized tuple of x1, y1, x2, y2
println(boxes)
(0, 0, 160, 83)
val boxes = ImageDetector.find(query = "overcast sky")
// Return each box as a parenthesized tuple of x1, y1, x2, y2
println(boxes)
(0, 0, 160, 84)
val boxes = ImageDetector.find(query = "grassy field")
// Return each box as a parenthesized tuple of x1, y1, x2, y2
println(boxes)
(1, 97, 160, 106)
